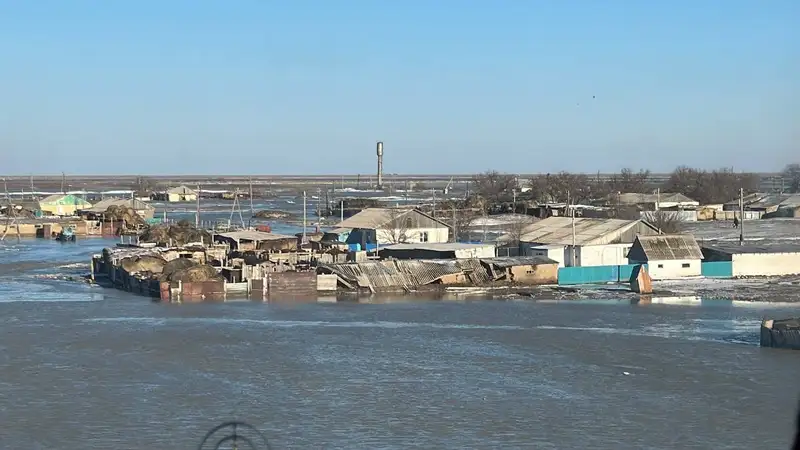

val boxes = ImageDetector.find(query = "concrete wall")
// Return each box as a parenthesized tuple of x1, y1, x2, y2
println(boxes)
(732, 252, 800, 276)
(508, 263, 558, 285)
(575, 244, 632, 267)
(522, 244, 566, 267)
(645, 259, 701, 280)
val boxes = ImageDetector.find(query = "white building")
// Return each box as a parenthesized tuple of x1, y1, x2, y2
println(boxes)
(702, 242, 800, 277)
(516, 217, 659, 267)
(335, 208, 450, 245)
(627, 234, 703, 280)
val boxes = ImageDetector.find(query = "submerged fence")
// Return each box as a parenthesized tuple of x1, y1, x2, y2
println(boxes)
(558, 261, 734, 285)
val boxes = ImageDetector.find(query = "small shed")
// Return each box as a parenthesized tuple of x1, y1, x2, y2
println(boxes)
(702, 242, 800, 277)
(627, 234, 703, 280)
(38, 194, 92, 216)
(155, 186, 198, 202)
(378, 242, 496, 260)
(214, 230, 298, 252)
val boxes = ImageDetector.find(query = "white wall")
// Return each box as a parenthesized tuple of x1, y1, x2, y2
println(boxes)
(524, 244, 566, 267)
(453, 245, 496, 259)
(732, 252, 800, 276)
(376, 227, 449, 244)
(575, 244, 632, 267)
(646, 259, 702, 280)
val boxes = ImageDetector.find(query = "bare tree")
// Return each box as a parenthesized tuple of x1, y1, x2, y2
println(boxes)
(607, 168, 651, 193)
(642, 210, 685, 234)
(784, 164, 800, 193)
(375, 208, 413, 244)
(663, 166, 760, 204)
(527, 172, 605, 204)
(472, 170, 518, 206)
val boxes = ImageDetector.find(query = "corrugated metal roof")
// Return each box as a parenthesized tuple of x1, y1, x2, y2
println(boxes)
(617, 193, 698, 205)
(216, 230, 295, 242)
(518, 217, 646, 246)
(702, 242, 800, 255)
(83, 197, 154, 213)
(320, 260, 463, 291)
(633, 234, 703, 260)
(455, 258, 493, 285)
(336, 208, 449, 229)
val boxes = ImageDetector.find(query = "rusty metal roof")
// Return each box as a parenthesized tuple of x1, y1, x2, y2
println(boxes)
(631, 234, 703, 261)
(319, 259, 463, 291)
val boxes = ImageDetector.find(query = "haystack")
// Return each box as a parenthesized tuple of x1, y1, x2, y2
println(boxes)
(140, 221, 211, 246)
(167, 264, 221, 282)
(161, 258, 197, 279)
(105, 205, 145, 227)
(252, 210, 293, 220)
(119, 255, 166, 274)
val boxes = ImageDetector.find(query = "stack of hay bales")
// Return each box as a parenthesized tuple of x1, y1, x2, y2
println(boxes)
(159, 258, 221, 282)
(140, 220, 211, 247)
(119, 254, 167, 278)
(105, 204, 145, 227)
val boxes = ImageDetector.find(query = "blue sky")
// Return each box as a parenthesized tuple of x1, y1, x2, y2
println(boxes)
(0, 0, 797, 175)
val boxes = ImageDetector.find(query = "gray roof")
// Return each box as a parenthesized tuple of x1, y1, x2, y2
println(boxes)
(380, 242, 494, 252)
(617, 192, 698, 205)
(518, 217, 651, 246)
(630, 234, 704, 261)
(82, 197, 154, 213)
(702, 242, 800, 255)
(336, 208, 448, 229)
(320, 259, 464, 291)
(166, 185, 197, 195)
(216, 230, 295, 242)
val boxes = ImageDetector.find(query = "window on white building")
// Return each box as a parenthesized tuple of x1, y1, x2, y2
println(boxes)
(682, 263, 690, 268)
(420, 232, 429, 242)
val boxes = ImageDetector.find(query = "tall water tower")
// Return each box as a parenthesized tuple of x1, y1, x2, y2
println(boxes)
(376, 141, 384, 189)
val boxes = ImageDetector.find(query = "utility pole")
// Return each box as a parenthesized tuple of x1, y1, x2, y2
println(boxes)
(432, 188, 436, 219)
(571, 195, 577, 267)
(452, 205, 457, 243)
(739, 187, 744, 246)
(61, 172, 66, 194)
(195, 184, 200, 228)
(340, 199, 344, 223)
(249, 177, 254, 218)
(302, 190, 307, 245)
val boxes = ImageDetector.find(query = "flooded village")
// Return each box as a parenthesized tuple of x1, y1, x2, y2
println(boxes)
(3, 154, 800, 308)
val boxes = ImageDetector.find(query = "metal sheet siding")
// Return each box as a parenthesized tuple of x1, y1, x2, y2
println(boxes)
(557, 264, 646, 285)
(701, 261, 733, 278)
